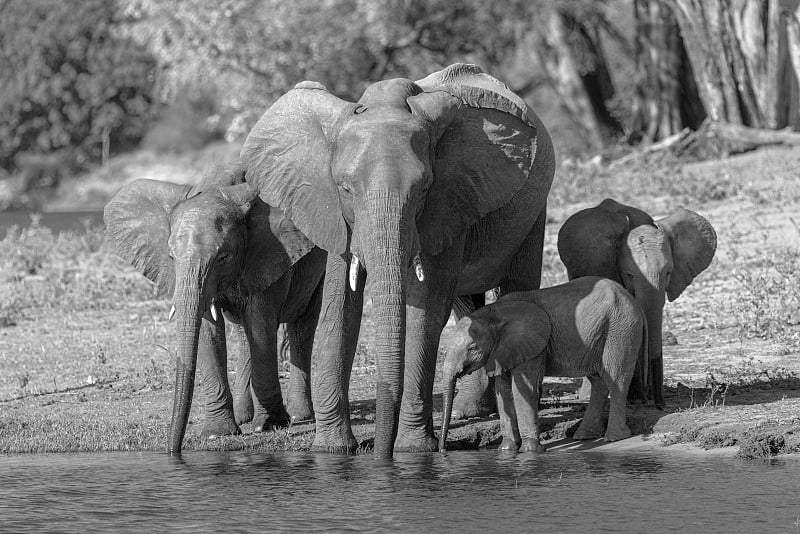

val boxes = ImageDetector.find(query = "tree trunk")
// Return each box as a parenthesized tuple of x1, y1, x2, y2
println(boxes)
(534, 8, 624, 149)
(629, 0, 706, 142)
(668, 0, 800, 130)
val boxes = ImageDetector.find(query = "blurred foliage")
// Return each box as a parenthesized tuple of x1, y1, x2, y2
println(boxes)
(0, 0, 631, 179)
(120, 0, 611, 140)
(0, 0, 157, 171)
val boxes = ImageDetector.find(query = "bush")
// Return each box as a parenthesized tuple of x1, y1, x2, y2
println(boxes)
(0, 0, 157, 171)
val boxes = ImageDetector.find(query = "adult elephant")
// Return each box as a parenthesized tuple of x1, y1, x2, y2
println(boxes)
(241, 63, 555, 458)
(104, 161, 326, 453)
(557, 198, 717, 408)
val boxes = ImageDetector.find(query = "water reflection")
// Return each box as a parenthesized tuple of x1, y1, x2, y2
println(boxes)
(1, 450, 799, 533)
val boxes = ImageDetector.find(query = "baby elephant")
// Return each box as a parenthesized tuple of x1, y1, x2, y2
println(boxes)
(439, 277, 646, 453)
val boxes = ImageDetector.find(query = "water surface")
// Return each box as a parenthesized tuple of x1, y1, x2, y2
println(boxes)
(1, 449, 798, 533)
(0, 209, 103, 236)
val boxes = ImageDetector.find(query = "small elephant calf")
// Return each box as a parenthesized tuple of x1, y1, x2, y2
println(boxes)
(439, 276, 647, 453)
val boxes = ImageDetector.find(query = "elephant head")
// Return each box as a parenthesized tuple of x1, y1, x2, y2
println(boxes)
(241, 63, 544, 458)
(103, 161, 314, 453)
(556, 198, 717, 408)
(439, 301, 550, 451)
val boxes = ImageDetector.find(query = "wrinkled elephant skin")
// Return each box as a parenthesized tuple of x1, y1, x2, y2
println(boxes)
(440, 277, 647, 452)
(104, 161, 326, 453)
(241, 64, 556, 458)
(557, 198, 717, 408)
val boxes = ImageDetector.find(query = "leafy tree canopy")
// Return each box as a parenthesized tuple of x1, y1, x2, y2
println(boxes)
(0, 0, 157, 170)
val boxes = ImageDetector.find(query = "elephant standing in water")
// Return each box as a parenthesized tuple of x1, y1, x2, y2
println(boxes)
(439, 277, 647, 452)
(104, 162, 326, 453)
(241, 63, 555, 458)
(557, 198, 717, 408)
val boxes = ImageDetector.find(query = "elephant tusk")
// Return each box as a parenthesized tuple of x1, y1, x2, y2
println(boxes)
(413, 254, 425, 282)
(210, 300, 219, 322)
(168, 304, 176, 321)
(349, 254, 361, 292)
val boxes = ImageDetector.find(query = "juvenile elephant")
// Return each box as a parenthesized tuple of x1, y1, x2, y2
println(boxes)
(557, 199, 716, 408)
(439, 277, 647, 453)
(241, 63, 555, 457)
(104, 161, 326, 453)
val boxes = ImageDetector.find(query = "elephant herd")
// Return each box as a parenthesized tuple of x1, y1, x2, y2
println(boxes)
(103, 63, 717, 458)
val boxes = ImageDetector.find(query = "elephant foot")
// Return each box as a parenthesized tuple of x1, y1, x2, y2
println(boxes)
(519, 438, 546, 453)
(450, 375, 496, 421)
(200, 417, 241, 440)
(311, 425, 358, 454)
(287, 398, 315, 425)
(603, 423, 632, 442)
(394, 428, 438, 453)
(626, 382, 648, 405)
(252, 407, 291, 433)
(234, 397, 254, 426)
(573, 420, 605, 440)
(498, 437, 520, 452)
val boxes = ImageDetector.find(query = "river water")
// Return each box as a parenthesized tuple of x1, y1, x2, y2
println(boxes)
(1, 211, 798, 531)
(0, 209, 104, 236)
(1, 449, 798, 533)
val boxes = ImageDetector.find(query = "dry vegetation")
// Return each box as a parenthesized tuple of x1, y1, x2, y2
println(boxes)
(2, 144, 800, 458)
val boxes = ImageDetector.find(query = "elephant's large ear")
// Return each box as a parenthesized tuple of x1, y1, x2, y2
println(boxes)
(597, 198, 654, 229)
(557, 202, 630, 282)
(187, 159, 246, 197)
(656, 208, 717, 301)
(103, 179, 191, 297)
(241, 83, 361, 255)
(481, 300, 551, 377)
(243, 202, 316, 295)
(408, 64, 546, 256)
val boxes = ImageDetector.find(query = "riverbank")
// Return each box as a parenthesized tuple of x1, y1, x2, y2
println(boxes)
(2, 145, 800, 459)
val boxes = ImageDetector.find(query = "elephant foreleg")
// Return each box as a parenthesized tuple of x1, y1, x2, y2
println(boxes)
(310, 253, 364, 453)
(397, 247, 461, 452)
(197, 314, 240, 439)
(494, 372, 520, 451)
(244, 295, 289, 432)
(229, 319, 254, 425)
(286, 281, 322, 423)
(511, 359, 546, 453)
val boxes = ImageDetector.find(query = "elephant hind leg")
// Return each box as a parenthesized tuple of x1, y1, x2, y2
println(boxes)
(602, 373, 633, 442)
(229, 321, 255, 426)
(286, 282, 322, 423)
(573, 376, 608, 440)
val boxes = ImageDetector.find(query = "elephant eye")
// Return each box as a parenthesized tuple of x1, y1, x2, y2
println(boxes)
(218, 253, 230, 263)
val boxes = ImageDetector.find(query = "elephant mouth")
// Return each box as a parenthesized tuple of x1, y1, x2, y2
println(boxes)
(347, 251, 425, 291)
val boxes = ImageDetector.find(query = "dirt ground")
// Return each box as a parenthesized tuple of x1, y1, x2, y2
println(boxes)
(2, 145, 800, 458)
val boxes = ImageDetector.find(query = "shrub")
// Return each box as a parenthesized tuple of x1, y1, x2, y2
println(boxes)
(0, 0, 157, 171)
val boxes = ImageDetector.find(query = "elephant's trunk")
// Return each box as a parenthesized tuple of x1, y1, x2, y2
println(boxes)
(439, 371, 458, 452)
(363, 191, 409, 459)
(167, 267, 206, 454)
(639, 290, 665, 409)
